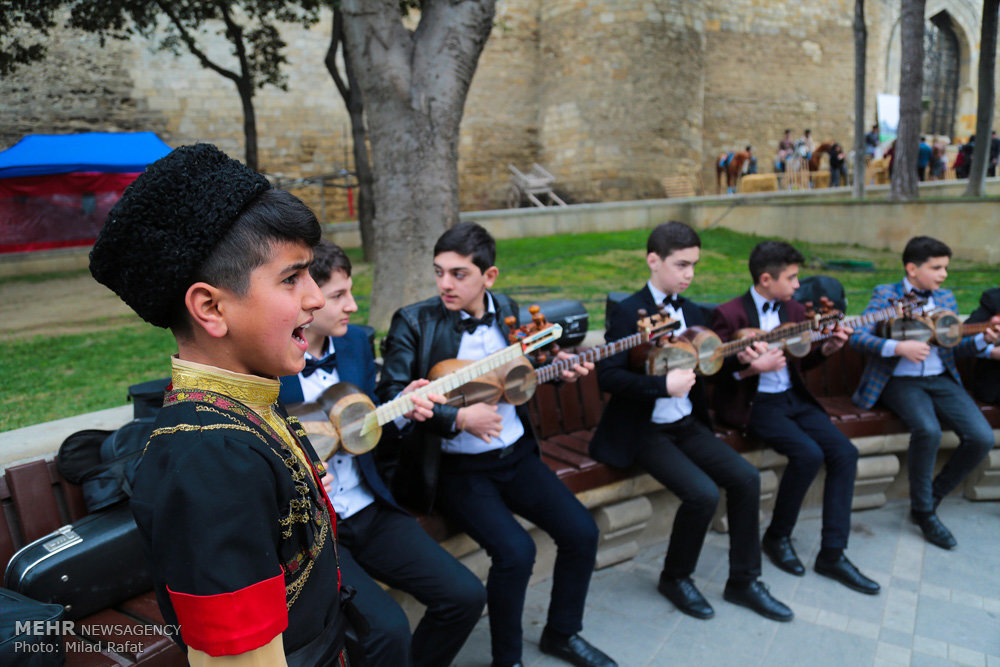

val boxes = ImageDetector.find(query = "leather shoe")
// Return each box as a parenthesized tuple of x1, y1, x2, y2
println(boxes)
(539, 628, 617, 667)
(723, 580, 794, 622)
(657, 575, 715, 619)
(814, 554, 880, 595)
(762, 534, 805, 576)
(911, 511, 957, 550)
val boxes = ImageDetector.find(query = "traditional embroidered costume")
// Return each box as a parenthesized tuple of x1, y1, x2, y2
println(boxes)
(131, 357, 345, 664)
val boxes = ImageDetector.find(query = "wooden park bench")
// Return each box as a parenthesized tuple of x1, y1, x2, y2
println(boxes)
(4, 342, 998, 663)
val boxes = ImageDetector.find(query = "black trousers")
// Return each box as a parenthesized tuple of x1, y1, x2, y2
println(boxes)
(337, 503, 486, 667)
(748, 390, 859, 550)
(638, 416, 762, 583)
(437, 437, 600, 666)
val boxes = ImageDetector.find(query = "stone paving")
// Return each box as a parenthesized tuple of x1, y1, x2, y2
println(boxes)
(453, 498, 1000, 666)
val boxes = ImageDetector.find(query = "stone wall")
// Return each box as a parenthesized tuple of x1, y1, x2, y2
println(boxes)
(2, 1, 997, 216)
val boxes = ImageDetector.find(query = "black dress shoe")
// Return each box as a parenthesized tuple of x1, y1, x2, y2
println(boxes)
(762, 534, 805, 576)
(723, 580, 794, 622)
(815, 555, 880, 595)
(539, 628, 617, 667)
(911, 511, 957, 550)
(657, 575, 715, 619)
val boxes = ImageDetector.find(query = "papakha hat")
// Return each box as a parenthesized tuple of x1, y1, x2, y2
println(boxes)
(89, 143, 270, 328)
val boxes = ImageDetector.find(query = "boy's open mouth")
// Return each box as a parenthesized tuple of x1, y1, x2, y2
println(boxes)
(292, 323, 309, 345)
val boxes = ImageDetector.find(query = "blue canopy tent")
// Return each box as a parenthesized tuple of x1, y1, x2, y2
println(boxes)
(0, 132, 172, 253)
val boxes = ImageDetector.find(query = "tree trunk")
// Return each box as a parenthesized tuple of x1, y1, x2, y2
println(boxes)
(340, 0, 496, 330)
(326, 9, 375, 260)
(891, 0, 925, 201)
(964, 0, 999, 196)
(852, 0, 867, 199)
(236, 78, 259, 171)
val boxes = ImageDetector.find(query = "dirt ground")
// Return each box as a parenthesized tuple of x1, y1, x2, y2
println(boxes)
(0, 272, 139, 340)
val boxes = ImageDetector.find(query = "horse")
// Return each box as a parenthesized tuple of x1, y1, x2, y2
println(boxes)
(808, 141, 835, 171)
(715, 150, 753, 194)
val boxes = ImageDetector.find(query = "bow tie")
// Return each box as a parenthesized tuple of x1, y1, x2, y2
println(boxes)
(911, 288, 933, 299)
(456, 312, 496, 334)
(302, 352, 337, 378)
(762, 301, 780, 313)
(661, 294, 681, 309)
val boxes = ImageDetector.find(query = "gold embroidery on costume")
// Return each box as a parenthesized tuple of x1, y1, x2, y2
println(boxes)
(164, 356, 337, 610)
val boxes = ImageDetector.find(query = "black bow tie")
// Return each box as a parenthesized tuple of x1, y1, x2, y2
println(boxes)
(302, 352, 337, 378)
(762, 301, 780, 313)
(911, 288, 933, 299)
(661, 294, 680, 308)
(456, 312, 496, 334)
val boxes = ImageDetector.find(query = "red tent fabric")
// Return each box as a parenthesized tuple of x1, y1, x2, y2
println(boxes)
(0, 133, 172, 254)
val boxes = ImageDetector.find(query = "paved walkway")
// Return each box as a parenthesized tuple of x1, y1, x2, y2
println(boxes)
(453, 498, 1000, 666)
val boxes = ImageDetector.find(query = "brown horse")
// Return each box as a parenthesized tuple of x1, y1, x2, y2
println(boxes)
(808, 141, 835, 171)
(716, 151, 752, 193)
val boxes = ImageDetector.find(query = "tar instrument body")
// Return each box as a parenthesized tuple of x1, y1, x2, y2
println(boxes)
(307, 323, 563, 458)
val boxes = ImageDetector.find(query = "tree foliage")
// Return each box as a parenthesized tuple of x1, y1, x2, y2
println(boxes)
(0, 0, 63, 77)
(3, 1, 324, 169)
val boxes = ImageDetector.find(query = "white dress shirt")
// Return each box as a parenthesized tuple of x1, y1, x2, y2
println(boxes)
(750, 286, 793, 394)
(299, 338, 375, 519)
(441, 293, 525, 454)
(647, 281, 694, 424)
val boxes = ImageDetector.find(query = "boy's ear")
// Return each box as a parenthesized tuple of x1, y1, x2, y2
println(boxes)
(646, 252, 661, 272)
(758, 271, 773, 288)
(903, 261, 918, 278)
(185, 282, 229, 339)
(483, 265, 499, 288)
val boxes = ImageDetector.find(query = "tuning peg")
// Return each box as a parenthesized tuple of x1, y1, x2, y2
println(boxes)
(505, 315, 517, 327)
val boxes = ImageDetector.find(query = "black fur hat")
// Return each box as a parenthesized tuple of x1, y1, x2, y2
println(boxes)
(89, 144, 270, 328)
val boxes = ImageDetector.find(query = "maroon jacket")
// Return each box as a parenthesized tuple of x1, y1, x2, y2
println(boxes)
(710, 291, 826, 430)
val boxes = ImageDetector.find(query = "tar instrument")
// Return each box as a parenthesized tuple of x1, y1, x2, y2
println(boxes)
(493, 306, 680, 405)
(874, 293, 938, 344)
(644, 293, 928, 376)
(928, 311, 1000, 348)
(302, 322, 563, 459)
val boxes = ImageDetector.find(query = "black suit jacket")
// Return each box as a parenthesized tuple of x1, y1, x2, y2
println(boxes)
(590, 286, 712, 469)
(710, 292, 825, 429)
(375, 292, 537, 512)
(967, 287, 1000, 404)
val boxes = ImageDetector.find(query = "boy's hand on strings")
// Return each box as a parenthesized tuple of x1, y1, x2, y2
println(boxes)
(400, 379, 445, 422)
(456, 403, 504, 442)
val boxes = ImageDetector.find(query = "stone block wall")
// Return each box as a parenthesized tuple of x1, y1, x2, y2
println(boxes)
(2, 1, 997, 217)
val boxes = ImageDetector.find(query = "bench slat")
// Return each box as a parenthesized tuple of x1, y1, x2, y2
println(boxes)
(6, 460, 64, 542)
(556, 382, 585, 433)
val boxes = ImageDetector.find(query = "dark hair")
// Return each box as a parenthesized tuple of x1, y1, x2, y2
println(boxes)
(902, 236, 951, 267)
(647, 221, 700, 258)
(310, 239, 352, 285)
(170, 189, 320, 332)
(745, 145, 753, 152)
(784, 128, 791, 134)
(748, 240, 805, 283)
(434, 221, 496, 272)
(804, 128, 811, 135)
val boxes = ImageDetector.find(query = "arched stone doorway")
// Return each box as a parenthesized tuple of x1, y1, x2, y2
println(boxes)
(884, 3, 977, 139)
(923, 12, 961, 137)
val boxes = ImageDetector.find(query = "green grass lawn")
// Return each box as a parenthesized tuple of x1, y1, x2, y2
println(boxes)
(1, 227, 995, 432)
